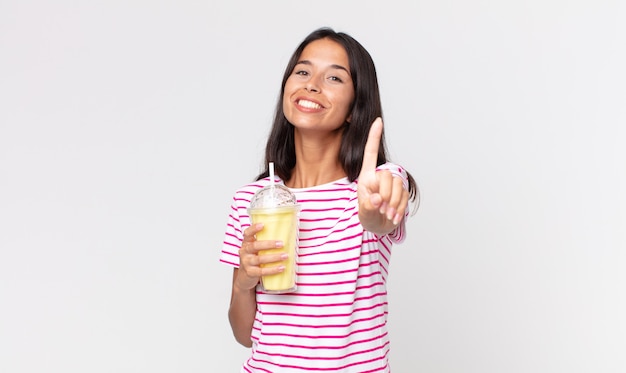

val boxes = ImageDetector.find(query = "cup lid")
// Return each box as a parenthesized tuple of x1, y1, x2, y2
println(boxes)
(249, 184, 297, 209)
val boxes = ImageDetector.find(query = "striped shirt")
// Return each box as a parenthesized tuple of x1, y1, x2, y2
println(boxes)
(220, 162, 409, 372)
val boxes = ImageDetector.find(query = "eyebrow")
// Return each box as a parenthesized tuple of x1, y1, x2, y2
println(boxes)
(296, 60, 351, 75)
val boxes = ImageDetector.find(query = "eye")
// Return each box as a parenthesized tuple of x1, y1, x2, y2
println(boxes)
(328, 76, 343, 83)
(294, 70, 309, 76)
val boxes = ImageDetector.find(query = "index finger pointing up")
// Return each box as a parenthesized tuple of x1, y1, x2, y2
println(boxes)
(360, 117, 383, 175)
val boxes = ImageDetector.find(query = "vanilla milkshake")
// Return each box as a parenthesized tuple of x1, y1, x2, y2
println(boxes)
(248, 170, 300, 294)
(249, 204, 300, 293)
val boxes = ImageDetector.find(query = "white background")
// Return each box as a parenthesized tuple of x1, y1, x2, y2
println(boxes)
(1, 1, 625, 372)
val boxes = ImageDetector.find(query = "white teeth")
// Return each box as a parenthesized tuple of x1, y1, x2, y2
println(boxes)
(299, 100, 321, 109)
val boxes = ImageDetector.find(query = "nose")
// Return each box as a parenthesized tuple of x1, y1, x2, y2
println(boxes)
(305, 76, 321, 93)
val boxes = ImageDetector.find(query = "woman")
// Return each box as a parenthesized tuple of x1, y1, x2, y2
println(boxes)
(220, 27, 419, 372)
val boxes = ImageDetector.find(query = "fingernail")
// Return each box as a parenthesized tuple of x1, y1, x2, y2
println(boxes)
(280, 253, 288, 260)
(379, 202, 388, 215)
(277, 266, 285, 272)
(276, 240, 284, 247)
(392, 213, 401, 225)
(386, 207, 396, 221)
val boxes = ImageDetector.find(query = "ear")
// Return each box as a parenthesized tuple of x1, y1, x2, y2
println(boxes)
(346, 113, 352, 123)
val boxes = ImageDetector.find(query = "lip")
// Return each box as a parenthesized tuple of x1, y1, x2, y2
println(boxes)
(294, 96, 325, 111)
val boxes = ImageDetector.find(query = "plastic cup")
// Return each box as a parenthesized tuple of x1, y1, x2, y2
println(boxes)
(248, 183, 300, 294)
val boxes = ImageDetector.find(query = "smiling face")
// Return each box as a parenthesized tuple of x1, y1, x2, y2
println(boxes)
(282, 38, 355, 133)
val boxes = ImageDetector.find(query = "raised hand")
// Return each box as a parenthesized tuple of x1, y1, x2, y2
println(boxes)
(357, 117, 410, 235)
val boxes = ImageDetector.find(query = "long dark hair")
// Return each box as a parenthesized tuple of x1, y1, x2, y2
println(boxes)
(256, 27, 419, 206)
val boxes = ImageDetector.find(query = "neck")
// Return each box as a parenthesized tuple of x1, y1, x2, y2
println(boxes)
(284, 129, 346, 188)
(286, 164, 346, 188)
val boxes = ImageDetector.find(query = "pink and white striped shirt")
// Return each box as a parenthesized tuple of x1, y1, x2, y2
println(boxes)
(220, 163, 409, 372)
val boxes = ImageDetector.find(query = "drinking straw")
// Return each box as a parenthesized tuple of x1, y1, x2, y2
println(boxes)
(269, 162, 275, 186)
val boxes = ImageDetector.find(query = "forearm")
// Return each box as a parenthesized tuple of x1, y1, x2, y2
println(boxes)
(228, 268, 257, 347)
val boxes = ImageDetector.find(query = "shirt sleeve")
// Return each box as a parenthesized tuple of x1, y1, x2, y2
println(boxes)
(219, 197, 245, 268)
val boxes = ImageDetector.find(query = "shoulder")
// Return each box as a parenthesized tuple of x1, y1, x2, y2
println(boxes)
(376, 162, 408, 176)
(229, 177, 277, 207)
(376, 162, 409, 188)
